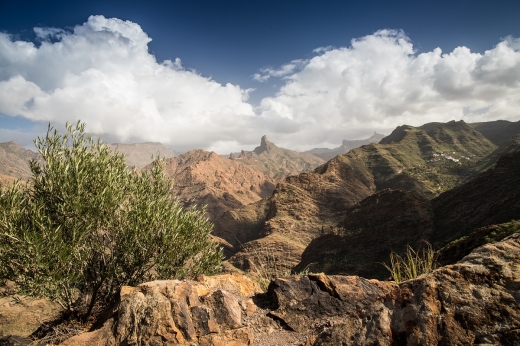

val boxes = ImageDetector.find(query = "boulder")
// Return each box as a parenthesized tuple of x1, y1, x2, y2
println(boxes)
(0, 295, 61, 338)
(61, 274, 262, 345)
(60, 234, 520, 345)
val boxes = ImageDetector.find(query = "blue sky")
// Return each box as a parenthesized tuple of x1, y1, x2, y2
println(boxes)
(1, 0, 520, 152)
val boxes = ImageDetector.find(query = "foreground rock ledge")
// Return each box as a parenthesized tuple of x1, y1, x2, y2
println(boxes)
(62, 234, 520, 345)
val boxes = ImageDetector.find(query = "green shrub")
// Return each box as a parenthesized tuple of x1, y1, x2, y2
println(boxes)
(0, 122, 223, 319)
(383, 242, 438, 283)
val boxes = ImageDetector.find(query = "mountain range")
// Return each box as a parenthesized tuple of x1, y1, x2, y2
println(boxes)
(1, 119, 520, 284)
(305, 132, 385, 161)
(220, 119, 520, 281)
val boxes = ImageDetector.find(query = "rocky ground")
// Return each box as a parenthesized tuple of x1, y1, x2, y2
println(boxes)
(2, 232, 514, 345)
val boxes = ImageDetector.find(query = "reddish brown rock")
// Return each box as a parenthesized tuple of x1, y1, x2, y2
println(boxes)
(149, 149, 276, 223)
(60, 274, 261, 345)
(60, 234, 520, 345)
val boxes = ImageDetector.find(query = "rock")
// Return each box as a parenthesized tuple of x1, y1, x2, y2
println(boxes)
(59, 234, 520, 345)
(0, 336, 33, 346)
(267, 274, 396, 336)
(147, 149, 276, 223)
(60, 274, 261, 345)
(0, 295, 62, 338)
(309, 233, 520, 345)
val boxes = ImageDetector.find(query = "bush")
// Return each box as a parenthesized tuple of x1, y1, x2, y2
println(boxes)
(383, 242, 438, 283)
(0, 122, 223, 319)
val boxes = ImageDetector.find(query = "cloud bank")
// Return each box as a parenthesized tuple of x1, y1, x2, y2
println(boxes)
(257, 30, 520, 148)
(0, 18, 519, 152)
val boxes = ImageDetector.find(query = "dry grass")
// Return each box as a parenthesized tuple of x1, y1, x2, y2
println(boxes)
(383, 242, 438, 284)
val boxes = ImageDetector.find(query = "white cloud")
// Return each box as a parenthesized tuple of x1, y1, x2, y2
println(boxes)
(0, 15, 261, 151)
(252, 59, 308, 82)
(1, 20, 520, 153)
(257, 29, 520, 149)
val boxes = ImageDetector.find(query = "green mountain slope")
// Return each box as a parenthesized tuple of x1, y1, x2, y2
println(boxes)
(222, 120, 498, 277)
(296, 150, 520, 280)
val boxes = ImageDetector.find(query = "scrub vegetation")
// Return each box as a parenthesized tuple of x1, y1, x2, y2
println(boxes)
(0, 122, 223, 320)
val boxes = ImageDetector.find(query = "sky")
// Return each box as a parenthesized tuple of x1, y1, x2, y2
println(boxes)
(1, 0, 520, 153)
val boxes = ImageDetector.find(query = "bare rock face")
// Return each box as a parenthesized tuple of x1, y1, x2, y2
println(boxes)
(60, 274, 262, 345)
(234, 136, 325, 181)
(60, 234, 520, 345)
(0, 295, 62, 338)
(149, 150, 276, 223)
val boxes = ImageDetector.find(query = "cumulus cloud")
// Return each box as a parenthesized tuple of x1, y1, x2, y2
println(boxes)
(257, 29, 520, 149)
(1, 19, 520, 153)
(0, 15, 261, 151)
(252, 59, 308, 82)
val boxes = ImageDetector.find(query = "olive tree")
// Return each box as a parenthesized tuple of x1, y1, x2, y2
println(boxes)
(0, 122, 223, 319)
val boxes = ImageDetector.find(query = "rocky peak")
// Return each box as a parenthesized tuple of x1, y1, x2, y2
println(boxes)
(254, 135, 273, 155)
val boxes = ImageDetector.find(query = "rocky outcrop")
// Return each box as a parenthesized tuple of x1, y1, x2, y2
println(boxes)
(148, 150, 276, 222)
(230, 136, 325, 181)
(60, 274, 263, 345)
(58, 234, 520, 345)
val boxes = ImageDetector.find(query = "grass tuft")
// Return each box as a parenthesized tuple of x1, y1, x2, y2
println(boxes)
(383, 242, 438, 283)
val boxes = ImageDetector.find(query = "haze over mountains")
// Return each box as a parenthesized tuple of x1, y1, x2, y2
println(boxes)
(108, 142, 177, 168)
(305, 132, 385, 161)
(229, 135, 325, 180)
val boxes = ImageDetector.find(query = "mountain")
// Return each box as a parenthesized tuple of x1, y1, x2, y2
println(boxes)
(0, 142, 40, 183)
(150, 150, 276, 223)
(220, 120, 498, 278)
(108, 142, 176, 168)
(306, 132, 385, 161)
(472, 120, 520, 172)
(229, 136, 325, 180)
(469, 119, 517, 145)
(296, 150, 520, 279)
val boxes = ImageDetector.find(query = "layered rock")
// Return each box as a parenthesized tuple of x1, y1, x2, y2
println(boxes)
(148, 150, 276, 222)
